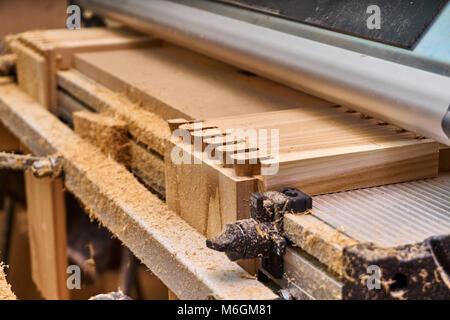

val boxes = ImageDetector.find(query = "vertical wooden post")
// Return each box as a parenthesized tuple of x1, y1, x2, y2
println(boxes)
(24, 172, 69, 300)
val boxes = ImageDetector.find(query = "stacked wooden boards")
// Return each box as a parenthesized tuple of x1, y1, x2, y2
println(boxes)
(9, 27, 158, 110)
(165, 109, 438, 238)
(62, 44, 342, 238)
(190, 107, 438, 193)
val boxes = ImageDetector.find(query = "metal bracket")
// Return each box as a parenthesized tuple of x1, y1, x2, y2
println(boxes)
(0, 152, 64, 178)
(206, 187, 312, 278)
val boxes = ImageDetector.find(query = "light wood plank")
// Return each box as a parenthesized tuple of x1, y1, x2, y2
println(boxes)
(25, 172, 69, 300)
(11, 27, 159, 110)
(165, 139, 257, 238)
(74, 44, 332, 120)
(11, 41, 49, 107)
(199, 108, 439, 195)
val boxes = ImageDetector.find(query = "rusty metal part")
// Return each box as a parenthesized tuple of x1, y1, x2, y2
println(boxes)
(0, 152, 39, 171)
(207, 188, 311, 278)
(251, 188, 312, 227)
(253, 188, 312, 278)
(31, 156, 64, 178)
(0, 152, 63, 178)
(342, 234, 450, 300)
(206, 218, 286, 261)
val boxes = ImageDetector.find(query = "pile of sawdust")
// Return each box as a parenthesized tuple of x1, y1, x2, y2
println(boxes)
(0, 266, 16, 300)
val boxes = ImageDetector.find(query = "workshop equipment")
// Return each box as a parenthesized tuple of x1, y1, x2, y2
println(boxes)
(0, 152, 63, 178)
(207, 188, 312, 278)
(1, 0, 449, 300)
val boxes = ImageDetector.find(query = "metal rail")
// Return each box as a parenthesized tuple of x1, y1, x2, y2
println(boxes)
(78, 0, 450, 146)
(313, 173, 450, 247)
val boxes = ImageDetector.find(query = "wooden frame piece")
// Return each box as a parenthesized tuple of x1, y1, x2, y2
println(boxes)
(10, 27, 160, 110)
(24, 173, 69, 300)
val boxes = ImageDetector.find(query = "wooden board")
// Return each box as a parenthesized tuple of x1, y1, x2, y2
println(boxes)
(56, 85, 167, 196)
(198, 107, 439, 194)
(0, 84, 276, 300)
(10, 27, 159, 110)
(24, 172, 69, 300)
(165, 138, 257, 238)
(74, 44, 332, 120)
(11, 40, 49, 106)
(165, 108, 438, 239)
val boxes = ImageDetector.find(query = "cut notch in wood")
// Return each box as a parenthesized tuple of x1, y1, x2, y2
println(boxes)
(231, 151, 271, 176)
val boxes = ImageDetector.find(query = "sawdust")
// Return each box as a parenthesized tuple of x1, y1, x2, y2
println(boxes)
(0, 265, 16, 300)
(73, 110, 131, 166)
(284, 214, 358, 276)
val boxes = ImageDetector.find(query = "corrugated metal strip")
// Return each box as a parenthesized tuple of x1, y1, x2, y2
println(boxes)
(312, 173, 450, 247)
